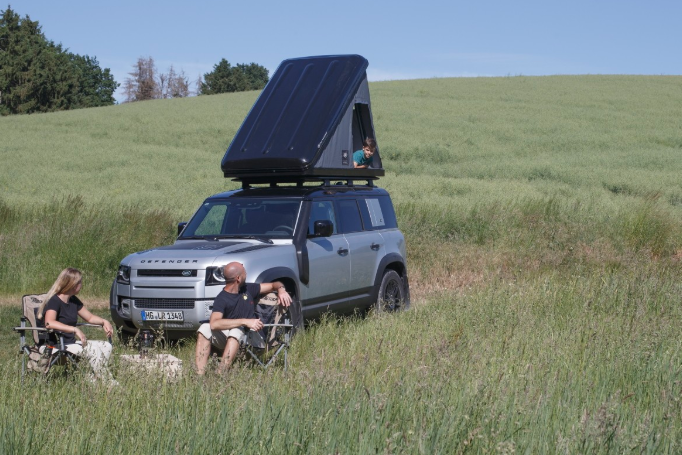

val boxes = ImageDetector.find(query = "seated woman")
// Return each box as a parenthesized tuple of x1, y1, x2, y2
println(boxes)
(37, 267, 117, 384)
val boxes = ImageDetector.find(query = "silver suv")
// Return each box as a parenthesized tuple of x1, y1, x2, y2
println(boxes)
(111, 54, 410, 339)
(110, 179, 409, 339)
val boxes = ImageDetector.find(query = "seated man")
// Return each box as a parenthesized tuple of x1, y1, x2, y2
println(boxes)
(195, 261, 292, 374)
(353, 137, 377, 169)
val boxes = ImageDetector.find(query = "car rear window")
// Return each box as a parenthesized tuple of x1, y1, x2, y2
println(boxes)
(358, 196, 398, 230)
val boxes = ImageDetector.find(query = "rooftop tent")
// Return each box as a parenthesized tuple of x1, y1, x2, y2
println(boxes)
(221, 55, 383, 182)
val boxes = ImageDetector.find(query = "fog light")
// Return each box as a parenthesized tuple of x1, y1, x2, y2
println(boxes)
(120, 298, 132, 318)
(198, 300, 214, 319)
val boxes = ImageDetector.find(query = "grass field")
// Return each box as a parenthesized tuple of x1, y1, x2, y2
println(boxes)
(1, 75, 682, 453)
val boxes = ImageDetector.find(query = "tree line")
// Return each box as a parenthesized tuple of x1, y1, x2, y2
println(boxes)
(122, 57, 269, 102)
(1, 6, 270, 115)
(0, 6, 118, 115)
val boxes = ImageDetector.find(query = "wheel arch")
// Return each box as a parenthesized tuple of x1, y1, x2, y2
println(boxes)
(254, 266, 304, 330)
(371, 254, 410, 307)
(254, 266, 300, 296)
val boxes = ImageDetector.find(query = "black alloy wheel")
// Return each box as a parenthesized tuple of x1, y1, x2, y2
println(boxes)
(377, 269, 406, 312)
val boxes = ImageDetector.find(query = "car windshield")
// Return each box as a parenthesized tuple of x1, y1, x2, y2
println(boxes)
(180, 198, 301, 239)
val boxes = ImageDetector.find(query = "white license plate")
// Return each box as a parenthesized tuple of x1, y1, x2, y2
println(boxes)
(141, 311, 183, 322)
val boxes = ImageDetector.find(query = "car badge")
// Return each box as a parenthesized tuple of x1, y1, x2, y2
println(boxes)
(182, 270, 191, 277)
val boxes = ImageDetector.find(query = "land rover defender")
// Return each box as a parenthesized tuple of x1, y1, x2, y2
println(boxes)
(110, 55, 410, 339)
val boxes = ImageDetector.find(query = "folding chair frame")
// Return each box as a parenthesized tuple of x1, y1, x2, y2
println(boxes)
(241, 321, 294, 371)
(14, 293, 111, 379)
(14, 323, 78, 378)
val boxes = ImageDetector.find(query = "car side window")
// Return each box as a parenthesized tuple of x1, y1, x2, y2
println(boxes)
(336, 199, 363, 233)
(309, 201, 337, 235)
(358, 196, 398, 230)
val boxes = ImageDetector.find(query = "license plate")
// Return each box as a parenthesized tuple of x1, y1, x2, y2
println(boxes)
(141, 311, 183, 322)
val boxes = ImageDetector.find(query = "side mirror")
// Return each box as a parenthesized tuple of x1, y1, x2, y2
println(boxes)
(313, 220, 333, 237)
(177, 222, 187, 237)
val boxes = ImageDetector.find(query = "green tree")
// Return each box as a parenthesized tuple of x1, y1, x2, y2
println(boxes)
(200, 58, 269, 95)
(0, 6, 118, 115)
(70, 54, 118, 108)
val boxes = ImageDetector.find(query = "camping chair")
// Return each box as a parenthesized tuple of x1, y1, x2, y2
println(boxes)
(13, 293, 111, 378)
(243, 292, 294, 370)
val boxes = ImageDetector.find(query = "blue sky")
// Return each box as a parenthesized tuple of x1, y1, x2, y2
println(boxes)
(10, 0, 682, 103)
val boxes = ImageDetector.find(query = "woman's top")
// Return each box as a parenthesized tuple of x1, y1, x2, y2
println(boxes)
(43, 294, 83, 344)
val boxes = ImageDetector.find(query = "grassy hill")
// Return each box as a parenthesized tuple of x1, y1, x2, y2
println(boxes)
(1, 75, 681, 295)
(1, 76, 682, 453)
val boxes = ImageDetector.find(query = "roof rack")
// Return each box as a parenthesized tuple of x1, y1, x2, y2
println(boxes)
(238, 176, 377, 190)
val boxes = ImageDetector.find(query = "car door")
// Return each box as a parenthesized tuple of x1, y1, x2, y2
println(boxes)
(304, 200, 351, 317)
(336, 197, 384, 308)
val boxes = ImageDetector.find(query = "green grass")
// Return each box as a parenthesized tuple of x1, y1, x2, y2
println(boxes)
(1, 270, 681, 453)
(1, 75, 682, 452)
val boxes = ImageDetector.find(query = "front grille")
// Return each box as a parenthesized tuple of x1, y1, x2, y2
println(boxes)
(133, 298, 196, 309)
(137, 269, 198, 277)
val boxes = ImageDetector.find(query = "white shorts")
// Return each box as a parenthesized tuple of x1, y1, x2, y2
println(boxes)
(197, 323, 246, 350)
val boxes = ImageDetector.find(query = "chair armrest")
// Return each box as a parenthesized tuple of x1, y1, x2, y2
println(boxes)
(13, 327, 49, 333)
(61, 325, 114, 345)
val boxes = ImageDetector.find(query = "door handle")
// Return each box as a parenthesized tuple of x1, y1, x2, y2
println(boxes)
(337, 248, 349, 256)
(370, 243, 381, 251)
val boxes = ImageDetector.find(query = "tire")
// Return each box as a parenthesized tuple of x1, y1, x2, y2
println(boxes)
(288, 295, 304, 335)
(376, 270, 407, 312)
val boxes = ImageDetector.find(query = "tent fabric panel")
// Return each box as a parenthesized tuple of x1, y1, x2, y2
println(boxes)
(353, 77, 371, 105)
(314, 104, 353, 169)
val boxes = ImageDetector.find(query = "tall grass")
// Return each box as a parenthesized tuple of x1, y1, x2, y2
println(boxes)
(1, 266, 681, 453)
(0, 196, 176, 295)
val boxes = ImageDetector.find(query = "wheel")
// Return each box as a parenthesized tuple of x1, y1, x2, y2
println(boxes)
(287, 294, 304, 335)
(376, 270, 407, 312)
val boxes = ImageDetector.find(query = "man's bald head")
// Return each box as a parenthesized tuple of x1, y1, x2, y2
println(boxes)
(223, 262, 245, 284)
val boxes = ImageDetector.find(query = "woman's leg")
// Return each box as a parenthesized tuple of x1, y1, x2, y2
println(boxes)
(83, 341, 114, 380)
(66, 341, 114, 382)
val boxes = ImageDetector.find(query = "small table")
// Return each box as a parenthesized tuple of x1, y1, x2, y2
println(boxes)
(119, 354, 183, 380)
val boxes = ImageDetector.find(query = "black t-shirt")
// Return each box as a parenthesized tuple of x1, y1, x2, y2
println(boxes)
(212, 283, 261, 322)
(43, 294, 83, 344)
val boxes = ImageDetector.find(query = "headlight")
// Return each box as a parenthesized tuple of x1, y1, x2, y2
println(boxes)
(117, 265, 131, 284)
(205, 266, 225, 286)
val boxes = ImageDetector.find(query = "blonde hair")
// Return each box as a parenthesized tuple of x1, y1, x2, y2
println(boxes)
(37, 268, 83, 319)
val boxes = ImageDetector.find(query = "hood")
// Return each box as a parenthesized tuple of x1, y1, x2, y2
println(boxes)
(124, 241, 277, 267)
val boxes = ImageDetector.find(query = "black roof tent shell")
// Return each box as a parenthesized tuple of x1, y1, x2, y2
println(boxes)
(221, 55, 383, 183)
